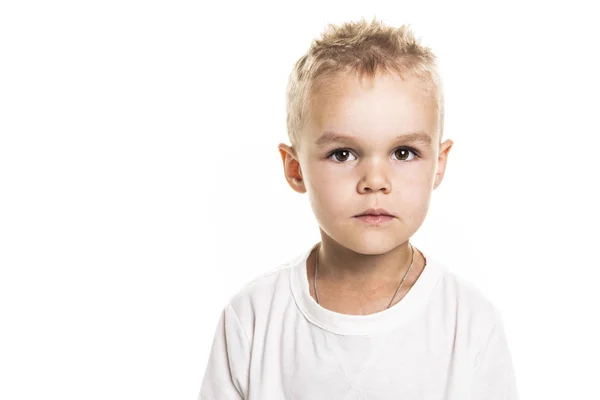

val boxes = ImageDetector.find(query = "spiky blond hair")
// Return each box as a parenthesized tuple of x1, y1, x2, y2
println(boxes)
(286, 17, 444, 151)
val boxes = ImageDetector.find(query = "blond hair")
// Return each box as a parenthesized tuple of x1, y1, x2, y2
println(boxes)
(286, 17, 444, 150)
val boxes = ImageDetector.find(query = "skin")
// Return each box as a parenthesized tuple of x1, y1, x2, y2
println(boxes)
(278, 69, 453, 315)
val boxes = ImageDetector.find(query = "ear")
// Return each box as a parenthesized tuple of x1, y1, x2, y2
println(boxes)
(433, 139, 454, 190)
(277, 143, 306, 194)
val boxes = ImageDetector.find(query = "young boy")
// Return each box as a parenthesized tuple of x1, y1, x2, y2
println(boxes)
(199, 18, 518, 399)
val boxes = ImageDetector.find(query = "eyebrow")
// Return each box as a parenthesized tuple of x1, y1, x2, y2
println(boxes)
(315, 131, 433, 148)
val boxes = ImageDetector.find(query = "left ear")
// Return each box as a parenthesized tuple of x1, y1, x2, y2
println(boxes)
(433, 139, 454, 190)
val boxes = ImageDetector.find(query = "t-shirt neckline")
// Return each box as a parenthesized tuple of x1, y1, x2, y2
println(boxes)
(289, 242, 443, 336)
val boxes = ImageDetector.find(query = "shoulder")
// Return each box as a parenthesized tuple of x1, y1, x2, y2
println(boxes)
(219, 248, 307, 336)
(425, 258, 508, 365)
(229, 260, 294, 309)
(429, 257, 504, 332)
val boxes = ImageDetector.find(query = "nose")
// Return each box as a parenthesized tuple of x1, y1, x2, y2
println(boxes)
(357, 158, 391, 194)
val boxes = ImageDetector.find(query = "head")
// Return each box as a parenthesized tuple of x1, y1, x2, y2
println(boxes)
(278, 18, 453, 255)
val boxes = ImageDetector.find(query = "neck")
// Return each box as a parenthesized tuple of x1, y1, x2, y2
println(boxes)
(315, 235, 417, 290)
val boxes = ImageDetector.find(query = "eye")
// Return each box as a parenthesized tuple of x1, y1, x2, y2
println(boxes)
(392, 147, 418, 162)
(327, 149, 357, 163)
(326, 147, 420, 163)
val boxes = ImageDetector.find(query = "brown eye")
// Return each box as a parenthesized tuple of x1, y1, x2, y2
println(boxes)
(334, 150, 350, 162)
(393, 148, 416, 161)
(329, 150, 356, 163)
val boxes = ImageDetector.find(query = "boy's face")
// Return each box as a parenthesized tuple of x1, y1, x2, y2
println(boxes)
(279, 71, 453, 255)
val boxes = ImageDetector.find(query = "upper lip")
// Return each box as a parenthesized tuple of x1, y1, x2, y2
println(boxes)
(355, 208, 395, 217)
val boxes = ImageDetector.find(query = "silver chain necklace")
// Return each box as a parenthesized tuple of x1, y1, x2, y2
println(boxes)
(313, 242, 415, 310)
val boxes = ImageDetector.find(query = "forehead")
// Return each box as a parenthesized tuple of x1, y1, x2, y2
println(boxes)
(305, 71, 439, 147)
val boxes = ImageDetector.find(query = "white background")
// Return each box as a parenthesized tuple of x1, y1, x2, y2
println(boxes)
(1, 0, 598, 399)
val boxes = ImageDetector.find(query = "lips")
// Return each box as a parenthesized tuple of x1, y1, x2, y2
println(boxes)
(354, 214, 395, 225)
(354, 208, 395, 218)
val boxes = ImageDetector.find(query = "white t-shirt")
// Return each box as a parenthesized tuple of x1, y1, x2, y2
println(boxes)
(199, 243, 519, 399)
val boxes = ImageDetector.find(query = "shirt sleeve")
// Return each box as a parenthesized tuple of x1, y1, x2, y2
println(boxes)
(473, 316, 519, 399)
(198, 304, 251, 400)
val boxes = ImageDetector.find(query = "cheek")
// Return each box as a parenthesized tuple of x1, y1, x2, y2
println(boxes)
(399, 181, 433, 220)
(307, 164, 351, 191)
(305, 168, 354, 217)
(390, 171, 433, 209)
(309, 174, 349, 210)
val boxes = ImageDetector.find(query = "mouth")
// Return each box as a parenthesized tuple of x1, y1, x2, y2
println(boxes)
(353, 208, 396, 225)
(354, 208, 395, 218)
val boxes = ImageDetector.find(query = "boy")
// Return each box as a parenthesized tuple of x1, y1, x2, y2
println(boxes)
(199, 17, 518, 399)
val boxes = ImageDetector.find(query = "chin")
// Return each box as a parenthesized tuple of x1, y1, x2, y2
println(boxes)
(353, 241, 401, 256)
(330, 229, 405, 256)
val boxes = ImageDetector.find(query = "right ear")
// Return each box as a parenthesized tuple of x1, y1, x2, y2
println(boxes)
(277, 143, 306, 194)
